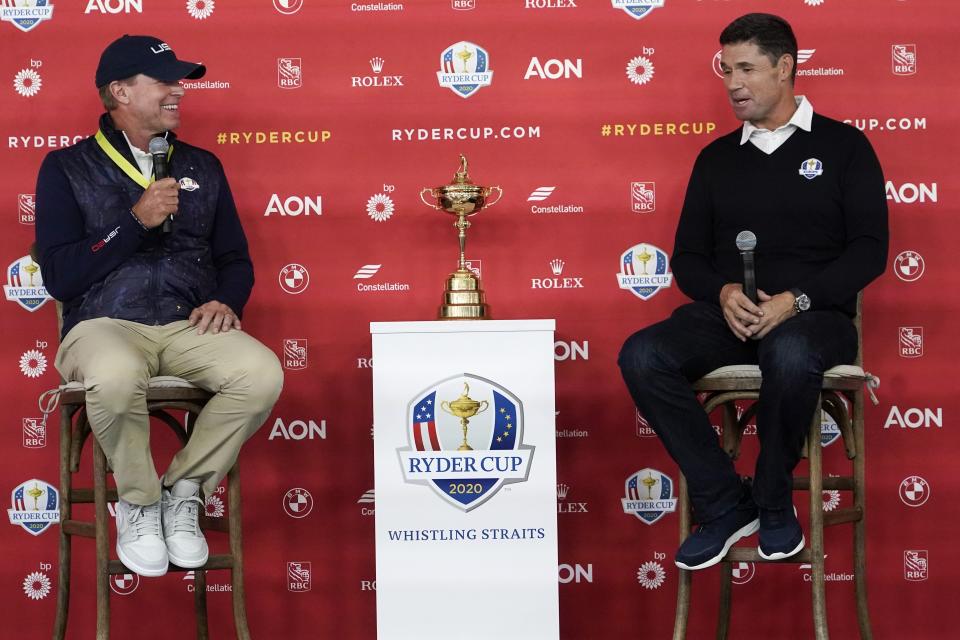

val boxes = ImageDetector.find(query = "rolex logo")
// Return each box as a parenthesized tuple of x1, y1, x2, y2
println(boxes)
(532, 258, 583, 289)
(550, 258, 565, 275)
(556, 483, 570, 499)
(370, 57, 385, 74)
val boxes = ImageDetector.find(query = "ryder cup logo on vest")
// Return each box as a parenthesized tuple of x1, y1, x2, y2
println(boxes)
(4, 255, 51, 312)
(799, 158, 824, 180)
(1, 0, 54, 33)
(8, 479, 59, 536)
(399, 374, 533, 512)
(611, 0, 663, 21)
(622, 468, 677, 525)
(437, 42, 494, 99)
(616, 243, 673, 300)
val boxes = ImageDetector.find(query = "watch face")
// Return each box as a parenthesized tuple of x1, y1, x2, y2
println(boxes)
(797, 294, 811, 311)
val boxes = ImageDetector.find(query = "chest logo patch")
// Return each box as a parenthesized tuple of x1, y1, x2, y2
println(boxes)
(799, 158, 824, 180)
(179, 177, 200, 191)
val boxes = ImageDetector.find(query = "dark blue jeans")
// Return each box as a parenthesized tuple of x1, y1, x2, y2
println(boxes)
(618, 301, 857, 522)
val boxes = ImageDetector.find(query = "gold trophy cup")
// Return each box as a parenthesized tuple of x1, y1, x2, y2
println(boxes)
(440, 383, 489, 451)
(420, 155, 502, 319)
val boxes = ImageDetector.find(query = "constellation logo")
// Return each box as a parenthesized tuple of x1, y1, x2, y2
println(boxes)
(22, 418, 45, 448)
(622, 468, 677, 525)
(886, 181, 937, 204)
(18, 194, 36, 225)
(279, 264, 310, 294)
(899, 476, 930, 507)
(631, 182, 655, 213)
(274, 0, 303, 14)
(278, 58, 302, 89)
(13, 65, 42, 98)
(264, 194, 321, 216)
(626, 50, 655, 85)
(796, 48, 844, 78)
(2, 1, 54, 33)
(637, 556, 666, 589)
(884, 406, 942, 429)
(283, 488, 314, 518)
(532, 259, 584, 289)
(528, 187, 554, 201)
(437, 41, 494, 99)
(282, 339, 308, 370)
(85, 0, 143, 13)
(524, 57, 582, 79)
(109, 572, 139, 595)
(557, 483, 588, 514)
(904, 550, 928, 581)
(893, 250, 924, 282)
(186, 0, 214, 20)
(611, 0, 663, 21)
(892, 44, 917, 75)
(358, 489, 375, 516)
(558, 563, 593, 584)
(19, 343, 49, 378)
(288, 561, 312, 591)
(527, 187, 583, 214)
(352, 57, 404, 87)
(899, 326, 923, 357)
(354, 265, 381, 279)
(22, 564, 52, 600)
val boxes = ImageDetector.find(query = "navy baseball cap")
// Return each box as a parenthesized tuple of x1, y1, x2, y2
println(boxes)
(95, 35, 206, 87)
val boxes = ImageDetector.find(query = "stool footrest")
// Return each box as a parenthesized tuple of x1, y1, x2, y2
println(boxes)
(722, 547, 814, 564)
(70, 488, 119, 503)
(793, 476, 854, 491)
(62, 519, 95, 538)
(824, 506, 863, 527)
(108, 554, 235, 575)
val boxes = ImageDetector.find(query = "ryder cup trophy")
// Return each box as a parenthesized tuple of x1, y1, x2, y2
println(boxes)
(420, 155, 502, 319)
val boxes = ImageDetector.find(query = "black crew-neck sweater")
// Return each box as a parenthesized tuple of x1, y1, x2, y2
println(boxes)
(671, 113, 888, 317)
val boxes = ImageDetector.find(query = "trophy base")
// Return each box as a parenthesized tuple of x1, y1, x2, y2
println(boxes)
(438, 269, 490, 320)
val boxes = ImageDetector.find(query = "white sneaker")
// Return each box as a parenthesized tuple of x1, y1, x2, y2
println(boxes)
(115, 498, 168, 577)
(162, 479, 209, 568)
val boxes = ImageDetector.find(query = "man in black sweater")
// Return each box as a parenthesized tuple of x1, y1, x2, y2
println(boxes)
(618, 14, 887, 570)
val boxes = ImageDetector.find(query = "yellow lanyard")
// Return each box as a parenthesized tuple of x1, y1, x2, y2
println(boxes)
(94, 129, 174, 190)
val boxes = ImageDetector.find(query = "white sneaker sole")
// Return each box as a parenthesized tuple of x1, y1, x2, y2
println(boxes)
(758, 535, 806, 561)
(675, 518, 760, 571)
(116, 542, 168, 577)
(167, 549, 209, 569)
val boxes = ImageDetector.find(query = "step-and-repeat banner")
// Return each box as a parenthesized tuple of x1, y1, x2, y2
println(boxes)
(1, 1, 953, 638)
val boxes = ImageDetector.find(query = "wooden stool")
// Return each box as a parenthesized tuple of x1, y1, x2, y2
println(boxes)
(50, 376, 251, 640)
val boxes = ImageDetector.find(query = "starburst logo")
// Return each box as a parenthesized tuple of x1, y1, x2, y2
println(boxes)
(23, 571, 51, 600)
(822, 490, 840, 512)
(205, 495, 225, 518)
(366, 193, 395, 222)
(626, 55, 654, 85)
(19, 349, 47, 378)
(13, 69, 41, 97)
(636, 561, 666, 589)
(186, 0, 214, 20)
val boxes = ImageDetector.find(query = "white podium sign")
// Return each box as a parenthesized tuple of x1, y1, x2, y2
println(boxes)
(371, 320, 559, 640)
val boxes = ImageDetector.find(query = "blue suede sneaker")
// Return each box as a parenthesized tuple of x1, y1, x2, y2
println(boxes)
(757, 506, 805, 560)
(675, 495, 759, 571)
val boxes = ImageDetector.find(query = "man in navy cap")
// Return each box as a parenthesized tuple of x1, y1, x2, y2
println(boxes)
(35, 36, 283, 578)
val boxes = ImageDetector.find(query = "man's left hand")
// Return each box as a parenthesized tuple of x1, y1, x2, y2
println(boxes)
(188, 300, 241, 335)
(751, 290, 796, 340)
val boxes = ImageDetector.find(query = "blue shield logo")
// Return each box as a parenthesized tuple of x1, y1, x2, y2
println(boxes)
(622, 468, 677, 525)
(617, 243, 673, 300)
(8, 479, 60, 536)
(1, 1, 55, 33)
(437, 41, 494, 98)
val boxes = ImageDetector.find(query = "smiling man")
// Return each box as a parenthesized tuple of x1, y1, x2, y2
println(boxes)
(618, 14, 888, 570)
(35, 36, 283, 578)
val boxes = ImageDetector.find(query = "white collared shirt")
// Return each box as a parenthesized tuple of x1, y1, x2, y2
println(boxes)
(740, 96, 813, 155)
(122, 131, 155, 180)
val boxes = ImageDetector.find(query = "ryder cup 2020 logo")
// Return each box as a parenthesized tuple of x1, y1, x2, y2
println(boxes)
(399, 374, 533, 511)
(4, 255, 51, 312)
(611, 0, 664, 21)
(1, 1, 54, 33)
(8, 479, 60, 536)
(437, 41, 494, 99)
(622, 468, 677, 525)
(617, 243, 673, 300)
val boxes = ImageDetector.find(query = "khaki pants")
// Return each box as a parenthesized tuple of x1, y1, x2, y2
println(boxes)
(56, 318, 283, 505)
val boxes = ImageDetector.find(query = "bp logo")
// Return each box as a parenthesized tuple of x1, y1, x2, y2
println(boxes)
(437, 41, 494, 99)
(4, 255, 51, 312)
(8, 479, 60, 536)
(616, 243, 673, 300)
(399, 374, 533, 511)
(611, 0, 664, 21)
(622, 468, 677, 525)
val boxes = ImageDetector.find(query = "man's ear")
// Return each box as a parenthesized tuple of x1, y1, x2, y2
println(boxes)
(110, 80, 132, 106)
(778, 54, 795, 82)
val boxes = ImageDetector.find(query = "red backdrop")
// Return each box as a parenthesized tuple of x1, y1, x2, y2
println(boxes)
(1, 0, 954, 638)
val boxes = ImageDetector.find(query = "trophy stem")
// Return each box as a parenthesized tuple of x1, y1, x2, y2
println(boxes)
(456, 212, 470, 271)
(458, 417, 473, 451)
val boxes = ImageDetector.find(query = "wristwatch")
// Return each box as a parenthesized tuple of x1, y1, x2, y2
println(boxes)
(790, 288, 811, 313)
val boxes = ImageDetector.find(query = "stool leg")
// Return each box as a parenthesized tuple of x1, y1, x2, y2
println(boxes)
(94, 441, 110, 640)
(194, 570, 209, 640)
(808, 401, 828, 640)
(852, 393, 873, 639)
(716, 563, 732, 640)
(673, 473, 691, 640)
(53, 406, 77, 640)
(228, 464, 251, 640)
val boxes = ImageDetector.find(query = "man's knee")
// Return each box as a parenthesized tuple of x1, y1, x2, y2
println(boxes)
(226, 348, 284, 413)
(618, 328, 663, 375)
(760, 332, 822, 380)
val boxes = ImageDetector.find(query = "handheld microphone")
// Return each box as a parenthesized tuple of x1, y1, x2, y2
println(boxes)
(735, 230, 758, 304)
(148, 136, 174, 234)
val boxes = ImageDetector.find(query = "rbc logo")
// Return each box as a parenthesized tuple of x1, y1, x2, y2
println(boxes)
(283, 339, 308, 370)
(631, 182, 655, 213)
(899, 327, 923, 357)
(287, 561, 312, 591)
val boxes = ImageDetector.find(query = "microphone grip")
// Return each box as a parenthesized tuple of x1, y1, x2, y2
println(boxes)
(152, 154, 174, 234)
(742, 251, 758, 304)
